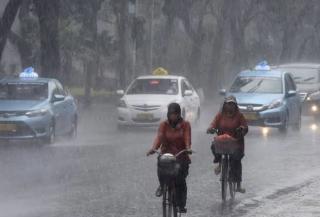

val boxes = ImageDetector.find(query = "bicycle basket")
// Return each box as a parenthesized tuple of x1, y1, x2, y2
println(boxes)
(158, 153, 179, 179)
(214, 135, 240, 154)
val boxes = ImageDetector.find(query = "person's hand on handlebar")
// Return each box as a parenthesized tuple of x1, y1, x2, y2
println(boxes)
(235, 126, 245, 137)
(146, 149, 156, 156)
(206, 128, 218, 134)
(186, 148, 193, 155)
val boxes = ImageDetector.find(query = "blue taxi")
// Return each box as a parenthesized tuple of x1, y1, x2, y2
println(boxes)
(0, 68, 78, 143)
(220, 61, 302, 132)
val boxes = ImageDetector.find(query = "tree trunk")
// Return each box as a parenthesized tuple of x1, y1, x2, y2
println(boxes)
(117, 0, 129, 89)
(34, 0, 61, 79)
(8, 31, 33, 68)
(279, 26, 295, 62)
(0, 0, 23, 61)
(207, 0, 232, 97)
(81, 1, 100, 106)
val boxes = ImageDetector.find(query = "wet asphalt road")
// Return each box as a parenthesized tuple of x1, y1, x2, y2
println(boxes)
(0, 102, 320, 217)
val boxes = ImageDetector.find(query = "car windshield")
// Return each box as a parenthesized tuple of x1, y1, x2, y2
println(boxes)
(230, 76, 282, 94)
(278, 68, 320, 84)
(127, 78, 179, 95)
(0, 82, 48, 100)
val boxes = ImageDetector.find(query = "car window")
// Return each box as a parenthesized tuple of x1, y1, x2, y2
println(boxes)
(230, 76, 283, 94)
(278, 67, 320, 84)
(287, 74, 296, 91)
(181, 80, 192, 95)
(55, 81, 66, 96)
(127, 78, 179, 95)
(0, 82, 48, 100)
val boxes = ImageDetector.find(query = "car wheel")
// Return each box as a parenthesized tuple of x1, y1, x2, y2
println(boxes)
(279, 113, 289, 133)
(67, 117, 77, 139)
(292, 112, 301, 131)
(44, 123, 55, 145)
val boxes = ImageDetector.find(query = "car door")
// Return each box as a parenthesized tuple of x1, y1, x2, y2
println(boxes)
(50, 82, 66, 136)
(55, 81, 74, 134)
(287, 74, 301, 118)
(285, 74, 299, 124)
(181, 79, 193, 118)
(185, 79, 200, 113)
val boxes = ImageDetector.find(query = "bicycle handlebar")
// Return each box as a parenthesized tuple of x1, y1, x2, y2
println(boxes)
(152, 149, 194, 157)
(207, 128, 218, 135)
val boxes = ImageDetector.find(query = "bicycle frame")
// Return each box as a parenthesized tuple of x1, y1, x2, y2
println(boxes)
(152, 149, 192, 217)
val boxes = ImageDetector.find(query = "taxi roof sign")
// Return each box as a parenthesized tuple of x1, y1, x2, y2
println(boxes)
(254, 61, 271, 71)
(152, 67, 168, 76)
(19, 67, 39, 78)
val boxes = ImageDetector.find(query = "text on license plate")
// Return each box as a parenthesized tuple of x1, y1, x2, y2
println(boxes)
(136, 113, 154, 120)
(243, 113, 258, 121)
(0, 124, 17, 132)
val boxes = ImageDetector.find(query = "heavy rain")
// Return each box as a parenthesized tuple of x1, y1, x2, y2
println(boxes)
(0, 0, 320, 217)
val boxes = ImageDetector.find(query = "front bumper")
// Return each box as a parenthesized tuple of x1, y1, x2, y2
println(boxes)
(0, 115, 51, 140)
(241, 107, 286, 128)
(117, 106, 167, 127)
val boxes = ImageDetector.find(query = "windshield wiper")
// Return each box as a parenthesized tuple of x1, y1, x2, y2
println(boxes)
(247, 80, 263, 93)
(303, 77, 315, 82)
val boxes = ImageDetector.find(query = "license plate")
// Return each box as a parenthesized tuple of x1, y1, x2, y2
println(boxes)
(0, 124, 17, 132)
(136, 113, 154, 120)
(243, 113, 258, 121)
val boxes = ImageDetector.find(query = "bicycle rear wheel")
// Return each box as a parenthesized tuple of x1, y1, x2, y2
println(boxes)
(229, 181, 236, 199)
(221, 157, 228, 201)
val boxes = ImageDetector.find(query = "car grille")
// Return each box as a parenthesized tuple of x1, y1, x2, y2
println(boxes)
(0, 121, 35, 137)
(238, 104, 265, 112)
(0, 111, 26, 118)
(299, 92, 308, 102)
(131, 104, 161, 112)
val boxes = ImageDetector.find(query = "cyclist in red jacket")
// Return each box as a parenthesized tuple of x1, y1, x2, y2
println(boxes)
(147, 103, 191, 213)
(207, 96, 248, 193)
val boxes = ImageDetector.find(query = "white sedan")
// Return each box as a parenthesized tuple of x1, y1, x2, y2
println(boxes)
(116, 75, 200, 127)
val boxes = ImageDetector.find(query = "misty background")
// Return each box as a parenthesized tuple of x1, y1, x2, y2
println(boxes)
(1, 0, 320, 101)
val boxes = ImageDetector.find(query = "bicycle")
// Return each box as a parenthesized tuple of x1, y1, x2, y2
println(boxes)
(207, 128, 240, 201)
(151, 149, 192, 217)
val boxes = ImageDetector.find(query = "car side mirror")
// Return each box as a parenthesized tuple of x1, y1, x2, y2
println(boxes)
(184, 90, 193, 96)
(287, 90, 297, 97)
(116, 90, 124, 95)
(52, 94, 65, 103)
(219, 89, 227, 96)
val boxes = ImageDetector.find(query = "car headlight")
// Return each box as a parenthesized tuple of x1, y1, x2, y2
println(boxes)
(25, 109, 49, 117)
(268, 99, 283, 109)
(308, 91, 320, 100)
(311, 105, 318, 112)
(118, 99, 127, 108)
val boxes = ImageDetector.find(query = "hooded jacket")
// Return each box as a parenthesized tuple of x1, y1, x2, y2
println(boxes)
(152, 119, 191, 163)
(209, 96, 248, 152)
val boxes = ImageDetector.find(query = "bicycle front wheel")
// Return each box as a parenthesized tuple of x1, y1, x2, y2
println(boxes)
(162, 185, 168, 217)
(168, 186, 178, 217)
(221, 157, 228, 201)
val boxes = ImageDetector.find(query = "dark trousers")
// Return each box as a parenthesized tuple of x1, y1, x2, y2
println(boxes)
(211, 142, 243, 182)
(158, 162, 189, 208)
